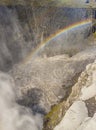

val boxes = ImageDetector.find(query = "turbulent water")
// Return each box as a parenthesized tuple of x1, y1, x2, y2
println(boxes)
(0, 72, 43, 130)
(0, 5, 93, 130)
(0, 6, 44, 130)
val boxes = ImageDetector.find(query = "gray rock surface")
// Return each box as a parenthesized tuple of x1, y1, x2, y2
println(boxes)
(54, 101, 88, 130)
(9, 46, 96, 113)
(54, 58, 96, 130)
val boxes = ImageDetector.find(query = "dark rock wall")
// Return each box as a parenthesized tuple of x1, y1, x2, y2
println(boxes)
(0, 5, 91, 71)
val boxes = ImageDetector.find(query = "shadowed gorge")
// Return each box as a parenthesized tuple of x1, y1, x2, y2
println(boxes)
(0, 5, 92, 71)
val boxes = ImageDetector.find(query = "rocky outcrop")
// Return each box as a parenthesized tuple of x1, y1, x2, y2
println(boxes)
(9, 46, 96, 115)
(54, 101, 88, 130)
(53, 59, 96, 130)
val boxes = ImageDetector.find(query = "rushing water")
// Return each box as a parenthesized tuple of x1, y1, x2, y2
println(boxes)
(0, 72, 43, 130)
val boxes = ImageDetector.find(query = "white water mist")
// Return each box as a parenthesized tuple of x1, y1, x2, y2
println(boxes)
(0, 72, 43, 130)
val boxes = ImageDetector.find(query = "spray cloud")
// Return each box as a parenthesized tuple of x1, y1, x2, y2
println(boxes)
(0, 72, 43, 130)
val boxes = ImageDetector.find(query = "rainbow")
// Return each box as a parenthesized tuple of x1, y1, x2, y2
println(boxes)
(24, 18, 92, 63)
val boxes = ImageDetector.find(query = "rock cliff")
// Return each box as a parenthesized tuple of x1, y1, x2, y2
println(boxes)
(0, 6, 91, 71)
(53, 59, 96, 130)
(0, 3, 95, 130)
(9, 46, 96, 115)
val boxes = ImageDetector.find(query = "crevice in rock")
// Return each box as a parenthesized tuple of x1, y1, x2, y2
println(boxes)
(85, 97, 96, 117)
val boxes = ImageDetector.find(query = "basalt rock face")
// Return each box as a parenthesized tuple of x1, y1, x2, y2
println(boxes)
(9, 46, 96, 115)
(53, 59, 96, 130)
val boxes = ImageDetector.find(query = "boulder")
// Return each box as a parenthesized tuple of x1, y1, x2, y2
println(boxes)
(54, 101, 88, 130)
